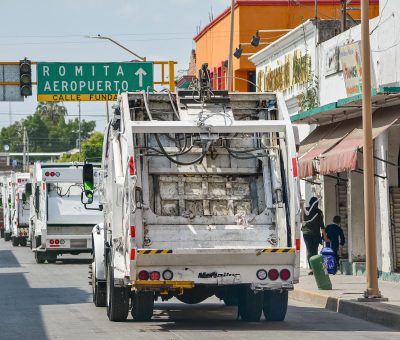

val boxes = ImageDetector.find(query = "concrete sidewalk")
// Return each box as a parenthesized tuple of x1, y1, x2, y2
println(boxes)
(290, 271, 400, 330)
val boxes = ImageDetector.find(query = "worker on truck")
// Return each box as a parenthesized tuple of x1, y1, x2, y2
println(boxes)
(302, 197, 329, 274)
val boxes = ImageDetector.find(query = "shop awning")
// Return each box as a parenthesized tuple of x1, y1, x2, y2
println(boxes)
(298, 117, 361, 178)
(319, 105, 400, 175)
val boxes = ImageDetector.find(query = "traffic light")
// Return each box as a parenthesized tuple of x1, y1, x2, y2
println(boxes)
(19, 58, 32, 97)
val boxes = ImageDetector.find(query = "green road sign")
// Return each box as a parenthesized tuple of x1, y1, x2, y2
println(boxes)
(37, 62, 154, 101)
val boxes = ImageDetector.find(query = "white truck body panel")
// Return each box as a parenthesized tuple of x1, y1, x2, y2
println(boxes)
(30, 163, 102, 255)
(10, 173, 31, 239)
(2, 175, 14, 236)
(97, 91, 301, 292)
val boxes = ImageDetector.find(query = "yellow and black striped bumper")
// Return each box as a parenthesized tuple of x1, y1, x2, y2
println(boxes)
(256, 248, 296, 256)
(138, 249, 173, 255)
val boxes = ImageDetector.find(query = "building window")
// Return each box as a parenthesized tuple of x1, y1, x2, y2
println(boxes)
(248, 71, 256, 92)
(217, 67, 222, 90)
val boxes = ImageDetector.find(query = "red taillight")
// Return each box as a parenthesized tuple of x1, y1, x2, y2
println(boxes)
(268, 269, 279, 281)
(292, 158, 298, 178)
(130, 226, 136, 238)
(17, 179, 21, 183)
(129, 156, 135, 176)
(45, 172, 50, 177)
(130, 249, 136, 261)
(55, 239, 60, 245)
(138, 270, 149, 280)
(50, 239, 54, 245)
(50, 172, 55, 177)
(150, 271, 160, 280)
(280, 269, 291, 281)
(296, 238, 301, 251)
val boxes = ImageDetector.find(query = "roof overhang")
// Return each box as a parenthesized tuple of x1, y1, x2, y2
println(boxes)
(291, 87, 400, 125)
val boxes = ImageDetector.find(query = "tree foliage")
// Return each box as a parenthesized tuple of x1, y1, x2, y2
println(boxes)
(59, 132, 104, 163)
(0, 102, 96, 153)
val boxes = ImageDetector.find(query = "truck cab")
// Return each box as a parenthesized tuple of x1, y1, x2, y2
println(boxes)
(30, 163, 103, 263)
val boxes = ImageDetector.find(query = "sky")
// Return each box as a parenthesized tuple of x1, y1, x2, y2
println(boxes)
(0, 0, 229, 132)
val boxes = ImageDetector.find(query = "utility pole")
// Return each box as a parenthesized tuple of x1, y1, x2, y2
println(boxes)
(106, 101, 110, 122)
(314, 0, 318, 19)
(227, 0, 235, 91)
(341, 0, 347, 32)
(22, 127, 26, 172)
(78, 101, 82, 154)
(8, 102, 12, 126)
(361, 0, 380, 299)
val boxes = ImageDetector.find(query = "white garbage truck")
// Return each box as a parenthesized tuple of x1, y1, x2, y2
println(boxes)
(29, 163, 103, 263)
(10, 172, 31, 247)
(2, 174, 14, 242)
(83, 69, 301, 322)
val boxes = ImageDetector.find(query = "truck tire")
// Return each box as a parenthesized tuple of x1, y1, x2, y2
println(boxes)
(1, 229, 4, 238)
(238, 285, 263, 322)
(223, 296, 238, 306)
(4, 232, 11, 241)
(12, 236, 19, 247)
(263, 290, 288, 321)
(35, 252, 46, 264)
(106, 257, 130, 322)
(93, 281, 107, 307)
(131, 291, 154, 321)
(19, 237, 27, 247)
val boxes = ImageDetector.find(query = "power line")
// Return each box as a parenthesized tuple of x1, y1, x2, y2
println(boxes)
(0, 37, 193, 46)
(0, 113, 107, 117)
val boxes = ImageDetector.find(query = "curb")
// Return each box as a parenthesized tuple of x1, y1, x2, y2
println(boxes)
(289, 288, 400, 330)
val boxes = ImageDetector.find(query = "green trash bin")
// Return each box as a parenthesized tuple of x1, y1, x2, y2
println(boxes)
(309, 254, 332, 290)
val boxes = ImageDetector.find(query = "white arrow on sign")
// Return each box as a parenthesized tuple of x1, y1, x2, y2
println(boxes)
(135, 68, 147, 87)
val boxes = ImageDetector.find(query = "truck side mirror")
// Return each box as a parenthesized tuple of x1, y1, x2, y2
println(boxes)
(82, 164, 94, 204)
(25, 183, 32, 196)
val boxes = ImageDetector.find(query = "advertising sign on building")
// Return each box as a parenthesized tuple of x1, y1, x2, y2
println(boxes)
(37, 62, 154, 102)
(325, 47, 340, 76)
(339, 42, 362, 97)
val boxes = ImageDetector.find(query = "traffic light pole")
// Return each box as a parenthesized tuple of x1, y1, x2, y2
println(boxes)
(361, 0, 381, 299)
(78, 101, 82, 154)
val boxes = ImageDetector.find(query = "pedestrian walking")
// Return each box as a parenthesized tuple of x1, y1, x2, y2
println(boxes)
(302, 197, 329, 274)
(325, 215, 345, 263)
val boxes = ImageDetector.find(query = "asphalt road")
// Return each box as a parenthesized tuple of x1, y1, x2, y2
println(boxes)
(0, 239, 398, 340)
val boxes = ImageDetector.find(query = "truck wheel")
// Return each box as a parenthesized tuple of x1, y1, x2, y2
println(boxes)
(238, 285, 263, 322)
(19, 238, 27, 247)
(12, 236, 19, 247)
(1, 229, 4, 238)
(263, 290, 288, 321)
(46, 253, 57, 263)
(92, 261, 106, 307)
(131, 291, 154, 321)
(106, 257, 130, 322)
(35, 252, 46, 264)
(4, 232, 11, 242)
(223, 296, 238, 306)
(93, 281, 107, 307)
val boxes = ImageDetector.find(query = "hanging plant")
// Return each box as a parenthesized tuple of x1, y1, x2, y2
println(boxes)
(297, 73, 319, 112)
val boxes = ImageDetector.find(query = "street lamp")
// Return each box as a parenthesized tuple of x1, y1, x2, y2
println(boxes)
(87, 34, 146, 61)
(250, 29, 292, 47)
(233, 42, 270, 59)
(233, 45, 243, 59)
(251, 32, 261, 47)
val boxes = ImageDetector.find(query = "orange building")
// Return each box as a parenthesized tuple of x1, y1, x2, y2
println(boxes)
(194, 0, 379, 92)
